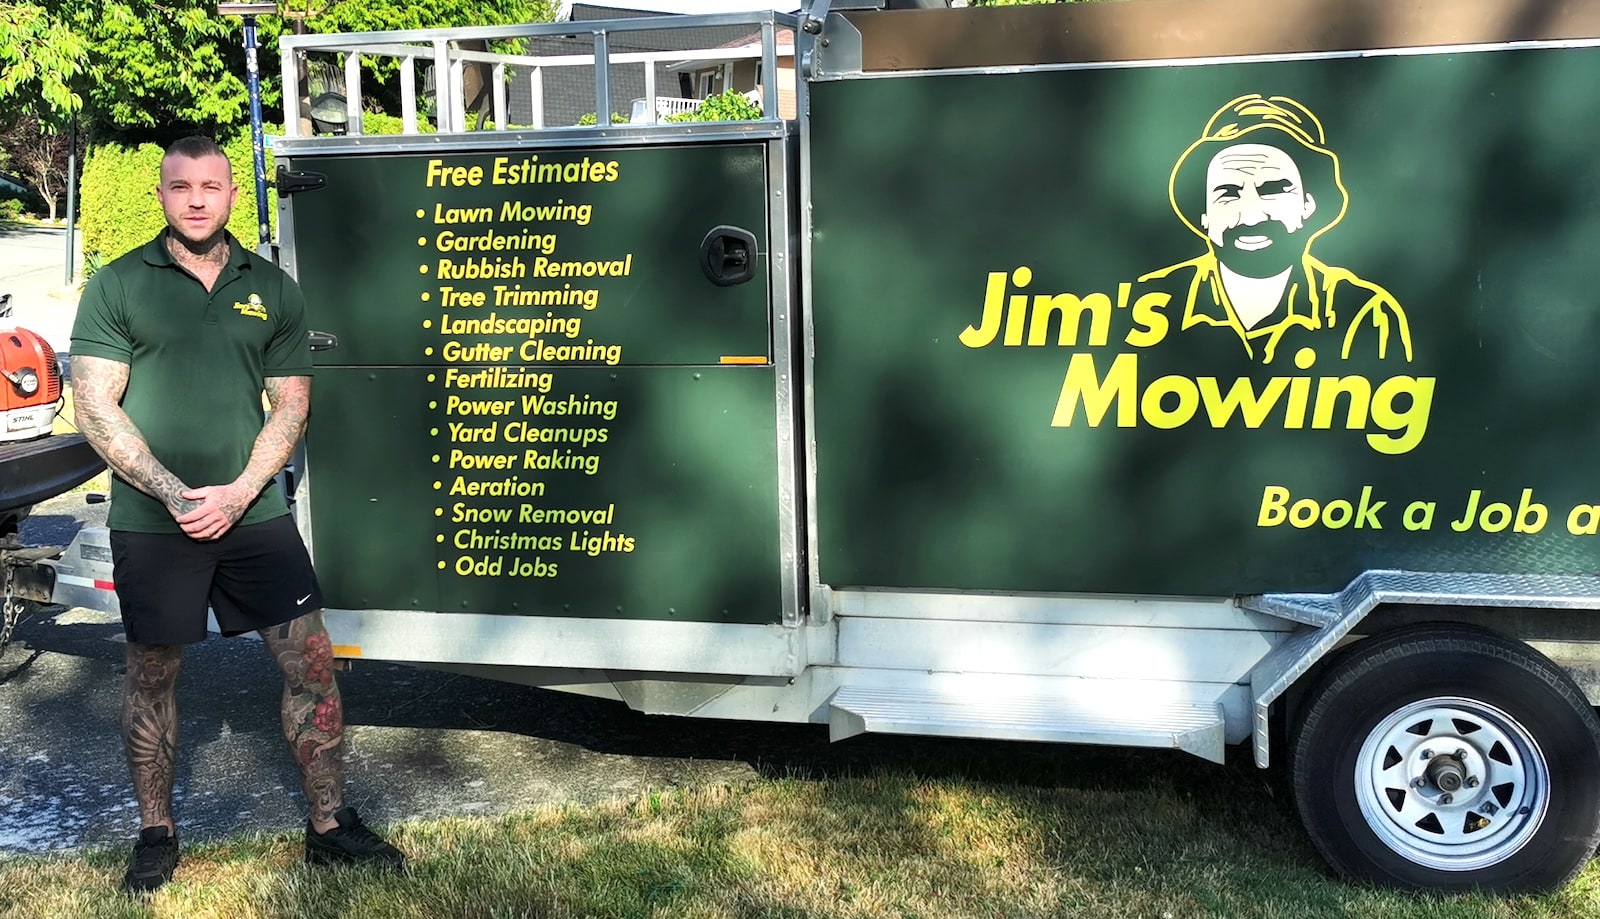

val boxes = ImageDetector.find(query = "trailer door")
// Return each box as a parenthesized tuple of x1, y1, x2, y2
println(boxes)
(277, 134, 802, 675)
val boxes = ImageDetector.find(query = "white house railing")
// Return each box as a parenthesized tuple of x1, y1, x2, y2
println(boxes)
(640, 96, 704, 120)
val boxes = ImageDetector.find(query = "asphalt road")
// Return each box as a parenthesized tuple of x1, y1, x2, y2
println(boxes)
(0, 224, 79, 355)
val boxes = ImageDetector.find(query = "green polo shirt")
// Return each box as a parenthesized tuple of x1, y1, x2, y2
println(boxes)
(71, 230, 313, 533)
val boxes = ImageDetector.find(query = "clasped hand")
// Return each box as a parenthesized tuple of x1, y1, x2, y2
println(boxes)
(174, 483, 251, 541)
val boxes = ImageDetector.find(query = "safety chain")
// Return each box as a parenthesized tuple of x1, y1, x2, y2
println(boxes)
(0, 561, 17, 655)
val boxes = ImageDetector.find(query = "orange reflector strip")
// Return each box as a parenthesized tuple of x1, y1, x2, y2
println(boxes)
(332, 645, 363, 658)
(719, 356, 767, 365)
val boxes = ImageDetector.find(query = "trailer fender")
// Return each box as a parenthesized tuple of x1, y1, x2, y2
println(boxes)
(1246, 570, 1600, 767)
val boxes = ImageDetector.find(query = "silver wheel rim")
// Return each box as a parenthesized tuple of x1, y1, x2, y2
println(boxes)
(1354, 696, 1549, 872)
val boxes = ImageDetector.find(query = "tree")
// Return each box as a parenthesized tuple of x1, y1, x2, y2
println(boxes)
(0, 5, 86, 222)
(68, 0, 264, 134)
(1, 113, 84, 220)
(0, 3, 88, 125)
(0, 1, 558, 148)
(65, 0, 554, 138)
(286, 0, 554, 34)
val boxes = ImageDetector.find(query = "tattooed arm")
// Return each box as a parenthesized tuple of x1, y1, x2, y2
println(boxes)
(72, 355, 199, 518)
(177, 375, 310, 541)
(241, 375, 311, 493)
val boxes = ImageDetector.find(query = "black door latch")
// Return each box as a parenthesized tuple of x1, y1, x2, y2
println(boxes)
(700, 226, 758, 287)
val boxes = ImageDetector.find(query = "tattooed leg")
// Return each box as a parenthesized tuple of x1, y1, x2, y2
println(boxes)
(122, 642, 183, 831)
(260, 610, 344, 832)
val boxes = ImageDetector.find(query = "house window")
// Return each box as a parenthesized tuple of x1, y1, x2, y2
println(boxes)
(698, 72, 714, 98)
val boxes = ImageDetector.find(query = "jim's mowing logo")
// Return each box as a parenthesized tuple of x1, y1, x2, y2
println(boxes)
(960, 94, 1434, 455)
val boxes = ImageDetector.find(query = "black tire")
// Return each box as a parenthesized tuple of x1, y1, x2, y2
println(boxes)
(1290, 623, 1600, 893)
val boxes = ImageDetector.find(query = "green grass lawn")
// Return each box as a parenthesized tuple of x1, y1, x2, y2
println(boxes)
(3, 769, 1598, 919)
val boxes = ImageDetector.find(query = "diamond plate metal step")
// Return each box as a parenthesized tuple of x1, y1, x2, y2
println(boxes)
(1242, 569, 1600, 628)
(828, 686, 1226, 763)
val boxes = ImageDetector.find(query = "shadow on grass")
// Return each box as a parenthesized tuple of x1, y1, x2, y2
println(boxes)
(5, 751, 1595, 919)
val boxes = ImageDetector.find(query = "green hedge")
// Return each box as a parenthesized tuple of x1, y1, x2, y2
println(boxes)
(81, 115, 508, 259)
(0, 182, 46, 219)
(362, 111, 437, 135)
(80, 130, 281, 261)
(361, 112, 529, 132)
(666, 90, 762, 123)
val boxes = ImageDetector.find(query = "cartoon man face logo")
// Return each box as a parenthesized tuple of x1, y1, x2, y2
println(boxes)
(1200, 143, 1317, 278)
(1143, 94, 1412, 364)
(234, 292, 269, 320)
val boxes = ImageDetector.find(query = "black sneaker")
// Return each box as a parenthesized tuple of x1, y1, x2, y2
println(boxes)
(122, 825, 179, 894)
(305, 807, 406, 871)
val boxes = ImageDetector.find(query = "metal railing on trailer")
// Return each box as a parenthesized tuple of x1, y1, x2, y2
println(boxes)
(277, 11, 796, 136)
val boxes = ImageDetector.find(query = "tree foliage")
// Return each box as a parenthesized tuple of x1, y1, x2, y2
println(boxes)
(0, 3, 88, 126)
(287, 0, 554, 35)
(576, 111, 631, 126)
(0, 112, 84, 220)
(4, 0, 554, 138)
(68, 1, 264, 133)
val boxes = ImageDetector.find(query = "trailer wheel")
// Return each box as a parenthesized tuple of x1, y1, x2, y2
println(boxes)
(1291, 624, 1600, 893)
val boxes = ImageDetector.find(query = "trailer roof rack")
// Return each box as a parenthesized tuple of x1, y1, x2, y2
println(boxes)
(278, 11, 797, 138)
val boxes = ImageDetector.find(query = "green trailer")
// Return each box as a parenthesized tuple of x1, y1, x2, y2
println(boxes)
(272, 0, 1600, 892)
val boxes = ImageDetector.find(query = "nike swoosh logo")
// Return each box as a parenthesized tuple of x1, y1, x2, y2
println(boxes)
(297, 593, 313, 606)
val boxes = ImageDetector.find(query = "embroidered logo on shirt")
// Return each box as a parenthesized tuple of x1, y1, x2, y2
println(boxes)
(233, 293, 268, 321)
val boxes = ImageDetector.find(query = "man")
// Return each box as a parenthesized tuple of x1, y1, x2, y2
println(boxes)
(1141, 94, 1413, 365)
(70, 136, 405, 894)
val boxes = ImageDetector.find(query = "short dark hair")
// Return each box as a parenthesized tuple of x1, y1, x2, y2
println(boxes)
(164, 136, 230, 171)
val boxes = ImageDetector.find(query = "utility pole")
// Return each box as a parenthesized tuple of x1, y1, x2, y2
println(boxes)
(63, 114, 77, 285)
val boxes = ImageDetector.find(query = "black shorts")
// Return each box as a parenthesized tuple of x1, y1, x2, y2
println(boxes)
(110, 514, 324, 645)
